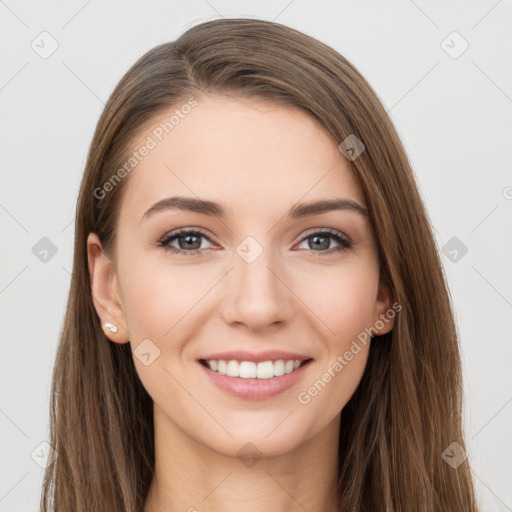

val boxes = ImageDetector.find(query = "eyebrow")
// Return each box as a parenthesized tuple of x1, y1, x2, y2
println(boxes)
(141, 196, 369, 223)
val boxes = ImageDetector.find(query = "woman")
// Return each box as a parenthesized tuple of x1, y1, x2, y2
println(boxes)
(40, 17, 480, 512)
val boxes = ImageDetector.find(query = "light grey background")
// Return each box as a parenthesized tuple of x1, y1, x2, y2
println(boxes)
(1, 1, 511, 510)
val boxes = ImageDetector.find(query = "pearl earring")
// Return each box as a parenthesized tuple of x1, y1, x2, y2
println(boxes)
(103, 322, 118, 334)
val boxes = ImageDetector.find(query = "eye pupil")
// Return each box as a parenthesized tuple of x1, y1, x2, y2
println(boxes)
(310, 235, 330, 250)
(180, 234, 201, 250)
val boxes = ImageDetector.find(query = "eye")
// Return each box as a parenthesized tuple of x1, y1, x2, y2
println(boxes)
(156, 228, 215, 256)
(295, 228, 352, 256)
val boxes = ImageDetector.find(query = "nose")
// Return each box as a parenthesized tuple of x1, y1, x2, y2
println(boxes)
(219, 243, 293, 332)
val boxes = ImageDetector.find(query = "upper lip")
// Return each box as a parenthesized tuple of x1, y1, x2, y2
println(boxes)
(198, 350, 313, 363)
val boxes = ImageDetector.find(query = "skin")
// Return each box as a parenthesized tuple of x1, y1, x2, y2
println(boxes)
(87, 94, 395, 512)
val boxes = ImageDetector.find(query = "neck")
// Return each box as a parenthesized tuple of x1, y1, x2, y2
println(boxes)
(144, 406, 341, 512)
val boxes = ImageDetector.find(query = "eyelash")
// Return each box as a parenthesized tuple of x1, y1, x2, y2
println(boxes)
(156, 227, 353, 257)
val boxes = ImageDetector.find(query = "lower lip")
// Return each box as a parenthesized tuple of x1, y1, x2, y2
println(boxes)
(198, 360, 313, 400)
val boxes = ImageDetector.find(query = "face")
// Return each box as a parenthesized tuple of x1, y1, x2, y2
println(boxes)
(88, 93, 395, 459)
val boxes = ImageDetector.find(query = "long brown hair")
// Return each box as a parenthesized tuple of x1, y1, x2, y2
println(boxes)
(40, 17, 479, 511)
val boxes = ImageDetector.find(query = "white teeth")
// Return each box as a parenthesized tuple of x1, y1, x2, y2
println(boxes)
(204, 358, 307, 378)
(218, 360, 227, 375)
(226, 360, 239, 377)
(239, 361, 257, 378)
(256, 361, 274, 379)
(274, 360, 285, 376)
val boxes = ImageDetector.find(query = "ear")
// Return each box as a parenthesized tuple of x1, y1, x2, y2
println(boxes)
(371, 277, 397, 336)
(87, 232, 129, 344)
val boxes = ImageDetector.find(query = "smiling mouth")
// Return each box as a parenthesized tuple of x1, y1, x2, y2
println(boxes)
(199, 358, 313, 379)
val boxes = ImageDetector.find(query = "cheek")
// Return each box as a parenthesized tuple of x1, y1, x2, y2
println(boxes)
(315, 344, 370, 423)
(118, 260, 198, 400)
(119, 257, 204, 342)
(299, 262, 378, 341)
(296, 264, 375, 410)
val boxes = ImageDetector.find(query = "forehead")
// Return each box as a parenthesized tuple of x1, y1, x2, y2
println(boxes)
(118, 94, 366, 225)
